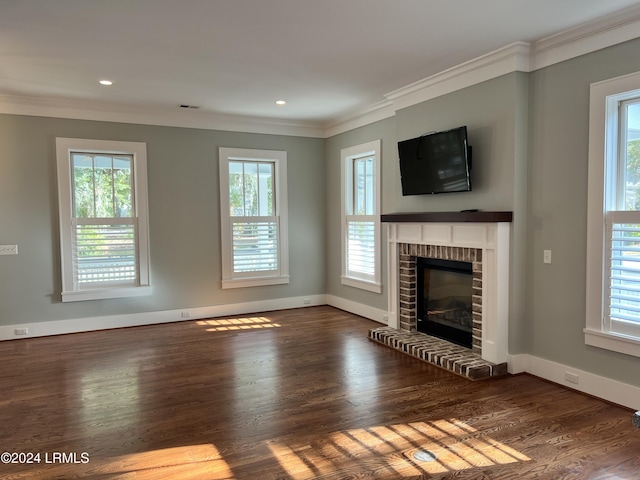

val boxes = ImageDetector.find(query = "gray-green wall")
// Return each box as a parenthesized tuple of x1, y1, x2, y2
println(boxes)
(0, 115, 326, 324)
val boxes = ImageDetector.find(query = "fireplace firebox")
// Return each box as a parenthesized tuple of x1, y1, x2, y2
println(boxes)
(416, 257, 473, 349)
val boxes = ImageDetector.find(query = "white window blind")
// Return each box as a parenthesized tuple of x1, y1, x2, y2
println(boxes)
(74, 222, 138, 286)
(346, 218, 375, 279)
(231, 218, 279, 273)
(606, 213, 640, 336)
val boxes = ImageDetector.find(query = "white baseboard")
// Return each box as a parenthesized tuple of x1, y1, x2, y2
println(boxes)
(507, 353, 640, 410)
(325, 294, 388, 325)
(0, 294, 328, 341)
(0, 294, 384, 342)
(506, 353, 531, 374)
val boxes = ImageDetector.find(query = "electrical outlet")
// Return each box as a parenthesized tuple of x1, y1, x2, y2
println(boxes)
(14, 328, 28, 336)
(0, 245, 18, 255)
(181, 311, 191, 319)
(303, 298, 311, 305)
(565, 371, 579, 384)
(543, 250, 552, 264)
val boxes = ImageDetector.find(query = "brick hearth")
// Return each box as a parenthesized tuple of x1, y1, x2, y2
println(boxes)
(368, 327, 507, 380)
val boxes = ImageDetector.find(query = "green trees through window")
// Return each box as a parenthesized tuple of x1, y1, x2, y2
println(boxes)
(228, 161, 273, 217)
(623, 101, 640, 210)
(72, 154, 134, 218)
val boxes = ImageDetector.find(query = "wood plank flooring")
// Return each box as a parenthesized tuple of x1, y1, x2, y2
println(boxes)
(0, 306, 639, 479)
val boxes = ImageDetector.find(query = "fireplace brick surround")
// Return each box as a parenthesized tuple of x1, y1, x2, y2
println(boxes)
(368, 211, 512, 380)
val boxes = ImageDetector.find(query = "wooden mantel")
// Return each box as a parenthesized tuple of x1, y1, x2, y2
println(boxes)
(381, 211, 513, 223)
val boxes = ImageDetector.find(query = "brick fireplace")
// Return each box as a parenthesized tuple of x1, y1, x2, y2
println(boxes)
(369, 211, 512, 378)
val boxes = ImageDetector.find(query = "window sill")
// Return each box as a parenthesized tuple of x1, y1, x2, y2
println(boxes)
(222, 275, 290, 289)
(62, 286, 153, 302)
(341, 276, 382, 294)
(584, 328, 640, 358)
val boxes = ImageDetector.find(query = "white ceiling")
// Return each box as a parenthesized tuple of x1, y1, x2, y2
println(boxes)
(1, 0, 639, 126)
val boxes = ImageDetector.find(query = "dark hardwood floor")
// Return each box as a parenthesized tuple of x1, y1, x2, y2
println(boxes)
(0, 306, 639, 479)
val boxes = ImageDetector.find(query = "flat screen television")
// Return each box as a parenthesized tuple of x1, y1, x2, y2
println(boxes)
(398, 126, 472, 195)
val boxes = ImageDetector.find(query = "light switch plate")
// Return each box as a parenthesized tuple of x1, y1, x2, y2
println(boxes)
(0, 245, 18, 255)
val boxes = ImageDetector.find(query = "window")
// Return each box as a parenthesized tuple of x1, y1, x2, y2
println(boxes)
(219, 147, 289, 288)
(341, 140, 381, 293)
(56, 138, 151, 302)
(586, 71, 640, 356)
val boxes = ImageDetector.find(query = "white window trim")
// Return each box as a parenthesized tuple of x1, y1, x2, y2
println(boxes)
(56, 138, 152, 302)
(340, 139, 382, 293)
(219, 147, 289, 289)
(586, 71, 640, 357)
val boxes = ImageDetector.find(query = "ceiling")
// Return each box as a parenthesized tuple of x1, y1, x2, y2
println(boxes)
(1, 0, 639, 127)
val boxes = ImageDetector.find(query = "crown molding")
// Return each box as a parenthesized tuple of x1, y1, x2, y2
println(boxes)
(385, 42, 532, 111)
(324, 42, 532, 136)
(532, 3, 640, 71)
(323, 99, 396, 138)
(0, 94, 326, 138)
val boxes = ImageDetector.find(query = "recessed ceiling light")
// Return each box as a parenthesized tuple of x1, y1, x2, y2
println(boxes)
(99, 79, 113, 86)
(275, 100, 286, 106)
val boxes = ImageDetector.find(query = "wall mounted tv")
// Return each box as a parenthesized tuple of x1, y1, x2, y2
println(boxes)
(398, 126, 472, 195)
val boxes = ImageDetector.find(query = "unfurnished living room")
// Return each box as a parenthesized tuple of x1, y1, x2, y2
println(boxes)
(2, 1, 640, 478)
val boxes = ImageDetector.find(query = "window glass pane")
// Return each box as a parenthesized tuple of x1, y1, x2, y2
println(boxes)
(258, 163, 274, 216)
(73, 154, 134, 219)
(94, 155, 115, 217)
(354, 158, 364, 215)
(623, 100, 640, 211)
(354, 156, 375, 215)
(113, 157, 133, 217)
(229, 161, 245, 217)
(243, 163, 258, 216)
(228, 161, 274, 217)
(72, 154, 95, 218)
(365, 157, 374, 215)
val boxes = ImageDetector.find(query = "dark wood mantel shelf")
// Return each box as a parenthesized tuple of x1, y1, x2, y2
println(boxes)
(381, 211, 513, 223)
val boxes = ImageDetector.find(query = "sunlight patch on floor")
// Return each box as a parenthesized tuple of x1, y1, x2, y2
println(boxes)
(99, 444, 234, 479)
(268, 418, 531, 479)
(197, 316, 281, 332)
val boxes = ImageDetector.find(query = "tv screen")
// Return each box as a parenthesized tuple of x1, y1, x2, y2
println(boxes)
(398, 126, 471, 195)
